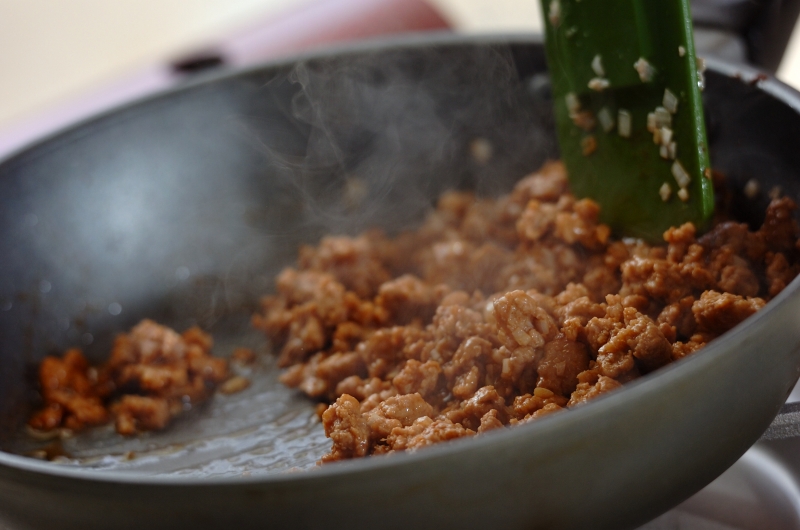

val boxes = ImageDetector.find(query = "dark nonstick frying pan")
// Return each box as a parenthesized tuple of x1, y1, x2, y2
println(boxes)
(2, 34, 800, 530)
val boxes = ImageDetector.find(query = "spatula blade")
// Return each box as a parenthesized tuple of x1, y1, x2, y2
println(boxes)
(541, 0, 713, 241)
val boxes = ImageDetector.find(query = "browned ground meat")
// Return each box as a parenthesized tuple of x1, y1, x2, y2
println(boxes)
(28, 349, 109, 432)
(26, 162, 800, 458)
(253, 161, 800, 462)
(29, 320, 230, 435)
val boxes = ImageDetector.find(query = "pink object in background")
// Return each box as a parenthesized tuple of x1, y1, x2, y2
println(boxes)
(0, 0, 450, 158)
(221, 0, 450, 66)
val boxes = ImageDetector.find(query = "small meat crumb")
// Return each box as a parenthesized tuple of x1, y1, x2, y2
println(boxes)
(232, 347, 257, 365)
(219, 376, 251, 395)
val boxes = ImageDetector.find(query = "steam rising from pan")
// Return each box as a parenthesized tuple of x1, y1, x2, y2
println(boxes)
(242, 45, 558, 236)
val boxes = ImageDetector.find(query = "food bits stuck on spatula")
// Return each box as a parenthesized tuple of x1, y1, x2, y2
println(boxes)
(634, 57, 655, 83)
(540, 0, 713, 240)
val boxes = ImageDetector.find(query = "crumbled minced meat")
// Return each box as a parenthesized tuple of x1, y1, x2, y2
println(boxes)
(253, 161, 800, 462)
(29, 162, 800, 457)
(30, 320, 230, 435)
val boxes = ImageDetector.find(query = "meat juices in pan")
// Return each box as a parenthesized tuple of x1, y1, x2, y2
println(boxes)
(26, 161, 800, 460)
(252, 161, 800, 462)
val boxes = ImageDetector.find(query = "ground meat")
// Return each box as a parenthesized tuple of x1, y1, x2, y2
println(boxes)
(28, 349, 109, 432)
(510, 160, 569, 204)
(567, 373, 624, 407)
(321, 394, 372, 462)
(478, 409, 505, 432)
(252, 270, 357, 367)
(536, 337, 590, 396)
(692, 291, 766, 334)
(32, 162, 798, 459)
(657, 296, 696, 341)
(530, 402, 566, 420)
(385, 417, 474, 451)
(444, 386, 508, 431)
(760, 197, 799, 254)
(109, 321, 228, 404)
(29, 320, 230, 435)
(279, 351, 366, 400)
(298, 233, 393, 299)
(490, 290, 559, 350)
(251, 161, 800, 462)
(443, 337, 493, 399)
(603, 306, 672, 374)
(419, 239, 513, 294)
(113, 395, 173, 435)
(376, 274, 448, 325)
(508, 391, 567, 424)
(392, 359, 442, 398)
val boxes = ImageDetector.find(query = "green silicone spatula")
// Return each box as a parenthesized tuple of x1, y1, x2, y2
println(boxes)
(540, 0, 713, 241)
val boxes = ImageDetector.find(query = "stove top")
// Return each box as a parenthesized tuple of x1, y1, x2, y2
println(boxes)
(642, 442, 800, 529)
(636, 385, 800, 528)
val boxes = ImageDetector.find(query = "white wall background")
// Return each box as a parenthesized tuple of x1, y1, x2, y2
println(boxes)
(1, 0, 799, 133)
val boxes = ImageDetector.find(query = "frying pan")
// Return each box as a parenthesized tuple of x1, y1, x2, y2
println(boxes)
(2, 33, 800, 530)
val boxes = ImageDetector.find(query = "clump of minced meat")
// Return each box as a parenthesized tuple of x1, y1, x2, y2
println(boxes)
(29, 320, 231, 435)
(252, 161, 800, 462)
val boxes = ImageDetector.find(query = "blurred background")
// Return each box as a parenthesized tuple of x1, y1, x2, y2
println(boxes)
(1, 0, 800, 152)
(0, 0, 539, 138)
